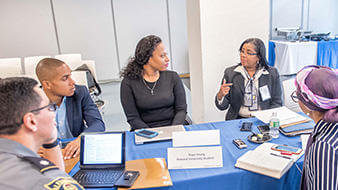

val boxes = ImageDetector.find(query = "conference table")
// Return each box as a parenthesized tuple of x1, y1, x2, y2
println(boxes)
(67, 117, 315, 190)
(268, 39, 338, 75)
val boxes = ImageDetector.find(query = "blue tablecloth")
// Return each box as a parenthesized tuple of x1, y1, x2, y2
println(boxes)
(268, 41, 276, 67)
(269, 40, 338, 69)
(317, 40, 338, 68)
(70, 117, 314, 190)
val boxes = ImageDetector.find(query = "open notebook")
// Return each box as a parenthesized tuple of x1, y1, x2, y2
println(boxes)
(235, 143, 303, 179)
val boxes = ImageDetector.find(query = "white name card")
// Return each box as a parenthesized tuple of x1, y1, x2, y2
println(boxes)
(168, 146, 223, 169)
(172, 130, 220, 147)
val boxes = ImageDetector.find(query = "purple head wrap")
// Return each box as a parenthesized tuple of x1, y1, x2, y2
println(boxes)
(295, 65, 338, 123)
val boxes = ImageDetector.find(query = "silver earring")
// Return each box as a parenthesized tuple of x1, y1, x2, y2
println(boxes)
(306, 112, 310, 116)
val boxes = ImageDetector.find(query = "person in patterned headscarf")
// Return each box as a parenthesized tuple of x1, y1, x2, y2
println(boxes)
(294, 65, 338, 190)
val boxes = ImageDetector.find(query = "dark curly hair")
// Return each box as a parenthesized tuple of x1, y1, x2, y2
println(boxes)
(239, 38, 269, 70)
(120, 35, 162, 79)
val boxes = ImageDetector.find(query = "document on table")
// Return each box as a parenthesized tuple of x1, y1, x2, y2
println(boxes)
(235, 143, 303, 179)
(172, 129, 220, 147)
(251, 106, 310, 126)
(168, 146, 223, 169)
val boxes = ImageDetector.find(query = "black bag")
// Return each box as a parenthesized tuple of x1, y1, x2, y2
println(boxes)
(74, 64, 101, 96)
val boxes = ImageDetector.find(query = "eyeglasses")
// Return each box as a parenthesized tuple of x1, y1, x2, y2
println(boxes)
(291, 91, 298, 103)
(239, 50, 258, 56)
(30, 102, 57, 113)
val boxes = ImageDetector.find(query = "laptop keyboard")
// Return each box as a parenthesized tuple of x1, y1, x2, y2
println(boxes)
(73, 169, 123, 187)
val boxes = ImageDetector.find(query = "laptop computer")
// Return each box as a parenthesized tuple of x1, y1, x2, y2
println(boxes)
(73, 132, 125, 188)
(135, 125, 185, 144)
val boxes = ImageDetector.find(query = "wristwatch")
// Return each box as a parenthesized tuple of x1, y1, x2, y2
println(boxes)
(42, 138, 60, 149)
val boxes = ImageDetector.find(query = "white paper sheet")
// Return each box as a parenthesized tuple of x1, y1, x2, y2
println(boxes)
(172, 130, 220, 147)
(168, 146, 223, 169)
(251, 106, 309, 126)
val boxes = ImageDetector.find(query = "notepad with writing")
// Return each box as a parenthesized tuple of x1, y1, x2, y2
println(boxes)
(235, 143, 302, 179)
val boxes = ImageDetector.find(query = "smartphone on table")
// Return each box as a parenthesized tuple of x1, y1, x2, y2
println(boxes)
(135, 129, 159, 139)
(257, 125, 270, 134)
(271, 144, 302, 155)
(233, 139, 247, 149)
(240, 122, 252, 131)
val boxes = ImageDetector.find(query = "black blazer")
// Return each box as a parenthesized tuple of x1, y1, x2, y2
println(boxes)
(215, 64, 283, 120)
(66, 85, 105, 137)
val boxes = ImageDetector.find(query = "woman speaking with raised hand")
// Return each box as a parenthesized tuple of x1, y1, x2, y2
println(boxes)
(215, 38, 282, 120)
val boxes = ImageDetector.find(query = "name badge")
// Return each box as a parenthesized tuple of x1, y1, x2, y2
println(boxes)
(259, 85, 271, 101)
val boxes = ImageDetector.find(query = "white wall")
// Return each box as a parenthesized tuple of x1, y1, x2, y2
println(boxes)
(186, 0, 204, 122)
(0, 0, 59, 57)
(113, 0, 170, 70)
(271, 0, 338, 38)
(168, 0, 189, 73)
(0, 0, 335, 77)
(187, 0, 270, 123)
(271, 0, 303, 38)
(0, 0, 335, 80)
(0, 0, 189, 80)
(52, 0, 120, 79)
(308, 0, 337, 34)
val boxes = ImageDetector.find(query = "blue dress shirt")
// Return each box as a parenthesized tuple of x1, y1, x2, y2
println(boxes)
(56, 97, 73, 140)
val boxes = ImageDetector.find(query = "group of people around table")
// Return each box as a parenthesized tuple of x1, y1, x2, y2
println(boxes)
(0, 35, 337, 190)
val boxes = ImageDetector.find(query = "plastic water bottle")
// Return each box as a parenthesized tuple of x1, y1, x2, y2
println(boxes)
(269, 112, 280, 138)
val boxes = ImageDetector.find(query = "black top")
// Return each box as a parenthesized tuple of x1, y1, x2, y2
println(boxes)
(120, 70, 187, 131)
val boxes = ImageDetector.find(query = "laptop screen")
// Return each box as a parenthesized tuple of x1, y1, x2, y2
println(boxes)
(81, 132, 125, 165)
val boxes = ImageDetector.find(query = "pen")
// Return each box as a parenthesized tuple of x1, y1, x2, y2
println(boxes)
(270, 153, 291, 159)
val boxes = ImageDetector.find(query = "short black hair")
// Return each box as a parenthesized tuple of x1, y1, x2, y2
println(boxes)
(0, 77, 41, 135)
(36, 58, 66, 82)
(239, 38, 269, 69)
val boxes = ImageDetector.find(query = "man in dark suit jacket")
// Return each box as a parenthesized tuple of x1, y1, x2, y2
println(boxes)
(36, 58, 105, 160)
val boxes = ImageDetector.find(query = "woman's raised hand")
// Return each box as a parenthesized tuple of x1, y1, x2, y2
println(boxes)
(217, 79, 233, 101)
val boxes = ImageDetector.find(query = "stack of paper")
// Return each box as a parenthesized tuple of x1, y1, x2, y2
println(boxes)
(251, 106, 311, 127)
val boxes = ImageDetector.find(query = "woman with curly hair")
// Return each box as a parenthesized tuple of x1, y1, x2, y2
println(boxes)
(120, 35, 187, 131)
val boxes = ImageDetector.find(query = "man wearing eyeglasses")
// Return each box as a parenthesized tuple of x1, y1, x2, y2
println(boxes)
(36, 58, 105, 160)
(0, 77, 84, 189)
